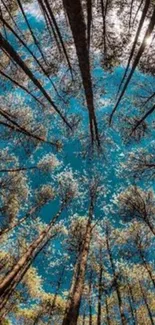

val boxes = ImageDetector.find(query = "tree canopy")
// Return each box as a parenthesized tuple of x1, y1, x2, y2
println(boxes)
(0, 0, 155, 324)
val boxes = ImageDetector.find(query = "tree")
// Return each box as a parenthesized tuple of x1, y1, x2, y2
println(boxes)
(0, 0, 155, 323)
(0, 168, 79, 318)
(117, 186, 155, 235)
(63, 0, 100, 148)
(62, 179, 99, 325)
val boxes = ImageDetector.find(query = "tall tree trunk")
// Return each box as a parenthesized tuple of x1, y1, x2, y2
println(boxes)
(63, 0, 100, 147)
(105, 294, 111, 325)
(46, 267, 65, 324)
(142, 91, 155, 108)
(0, 14, 63, 101)
(62, 219, 92, 325)
(37, 0, 62, 54)
(0, 117, 56, 148)
(133, 0, 144, 25)
(82, 310, 86, 325)
(0, 68, 45, 108)
(100, 0, 108, 57)
(0, 6, 7, 40)
(0, 33, 72, 129)
(126, 285, 136, 325)
(0, 95, 57, 147)
(86, 0, 92, 50)
(16, 0, 48, 65)
(30, 266, 65, 325)
(0, 0, 26, 40)
(128, 0, 135, 31)
(110, 5, 155, 124)
(0, 202, 66, 314)
(139, 281, 155, 325)
(62, 194, 95, 325)
(97, 245, 103, 325)
(88, 270, 93, 325)
(138, 248, 155, 289)
(41, 0, 73, 78)
(0, 204, 39, 237)
(126, 279, 138, 324)
(117, 0, 151, 95)
(131, 103, 155, 137)
(106, 228, 127, 325)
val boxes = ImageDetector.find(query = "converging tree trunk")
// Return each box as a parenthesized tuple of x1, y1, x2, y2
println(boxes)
(117, 0, 151, 95)
(88, 270, 93, 325)
(0, 14, 63, 100)
(105, 227, 127, 325)
(137, 244, 155, 289)
(63, 0, 100, 147)
(86, 0, 92, 50)
(16, 0, 48, 65)
(126, 285, 136, 325)
(105, 294, 111, 325)
(0, 202, 67, 315)
(62, 190, 96, 325)
(82, 310, 86, 325)
(139, 281, 155, 325)
(100, 0, 109, 57)
(110, 5, 155, 123)
(0, 33, 72, 129)
(97, 245, 103, 325)
(38, 0, 73, 78)
(126, 278, 138, 324)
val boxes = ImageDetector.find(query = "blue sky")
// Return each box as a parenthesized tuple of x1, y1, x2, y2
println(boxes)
(0, 4, 155, 321)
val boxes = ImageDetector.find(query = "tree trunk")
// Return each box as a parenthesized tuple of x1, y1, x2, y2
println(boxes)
(37, 0, 62, 55)
(40, 0, 73, 77)
(117, 0, 151, 96)
(133, 0, 144, 25)
(86, 0, 92, 50)
(110, 5, 155, 124)
(46, 267, 65, 325)
(139, 281, 155, 325)
(62, 220, 92, 325)
(126, 279, 137, 324)
(0, 33, 72, 129)
(88, 270, 93, 325)
(0, 203, 66, 314)
(62, 196, 95, 325)
(0, 116, 55, 148)
(128, 0, 135, 31)
(0, 68, 45, 108)
(139, 248, 155, 289)
(0, 204, 39, 237)
(106, 228, 127, 325)
(100, 0, 108, 57)
(126, 285, 136, 325)
(16, 0, 48, 65)
(131, 103, 155, 137)
(82, 310, 86, 325)
(144, 216, 155, 236)
(0, 0, 25, 40)
(97, 245, 103, 325)
(63, 0, 100, 147)
(105, 294, 111, 325)
(0, 14, 63, 101)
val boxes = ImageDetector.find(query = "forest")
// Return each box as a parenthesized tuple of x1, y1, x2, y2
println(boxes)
(0, 0, 155, 324)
